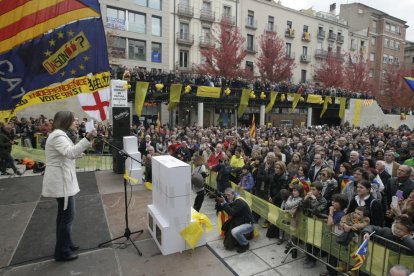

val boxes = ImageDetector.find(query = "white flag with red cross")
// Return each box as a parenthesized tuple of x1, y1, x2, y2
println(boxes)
(77, 88, 110, 122)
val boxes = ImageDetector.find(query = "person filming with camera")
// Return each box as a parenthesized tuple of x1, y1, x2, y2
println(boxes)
(218, 187, 255, 253)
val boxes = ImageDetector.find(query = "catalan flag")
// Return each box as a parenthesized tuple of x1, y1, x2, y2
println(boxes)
(404, 77, 414, 92)
(0, 0, 109, 122)
(249, 114, 256, 138)
(156, 112, 161, 133)
(351, 238, 369, 271)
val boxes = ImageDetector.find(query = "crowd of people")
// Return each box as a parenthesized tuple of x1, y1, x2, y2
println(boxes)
(132, 122, 414, 276)
(2, 112, 414, 274)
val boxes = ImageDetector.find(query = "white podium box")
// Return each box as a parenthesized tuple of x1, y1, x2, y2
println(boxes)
(147, 204, 187, 255)
(156, 193, 191, 225)
(152, 156, 191, 198)
(123, 136, 138, 153)
(125, 152, 142, 169)
(126, 167, 143, 185)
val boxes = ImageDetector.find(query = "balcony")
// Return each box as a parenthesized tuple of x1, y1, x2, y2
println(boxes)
(328, 32, 337, 42)
(199, 36, 214, 48)
(317, 30, 325, 40)
(266, 25, 276, 34)
(315, 49, 328, 59)
(350, 44, 357, 51)
(177, 4, 194, 18)
(200, 9, 215, 22)
(246, 44, 257, 54)
(175, 62, 191, 72)
(300, 54, 311, 63)
(337, 35, 344, 44)
(285, 28, 295, 38)
(302, 32, 311, 42)
(285, 52, 295, 60)
(245, 18, 257, 30)
(176, 32, 194, 46)
(221, 14, 235, 25)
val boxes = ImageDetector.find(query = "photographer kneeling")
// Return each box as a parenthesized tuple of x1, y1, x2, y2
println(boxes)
(218, 188, 255, 253)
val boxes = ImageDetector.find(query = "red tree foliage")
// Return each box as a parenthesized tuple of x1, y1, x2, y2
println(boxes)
(197, 19, 248, 79)
(313, 53, 344, 88)
(256, 31, 295, 82)
(343, 53, 373, 94)
(382, 64, 414, 108)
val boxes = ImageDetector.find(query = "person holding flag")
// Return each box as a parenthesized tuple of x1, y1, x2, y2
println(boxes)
(249, 114, 256, 138)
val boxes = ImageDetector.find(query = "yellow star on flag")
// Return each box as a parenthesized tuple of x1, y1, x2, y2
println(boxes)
(44, 50, 52, 57)
(60, 71, 66, 77)
(83, 56, 90, 62)
(79, 64, 85, 70)
(67, 30, 74, 37)
(70, 69, 77, 75)
(57, 31, 64, 39)
(48, 39, 56, 47)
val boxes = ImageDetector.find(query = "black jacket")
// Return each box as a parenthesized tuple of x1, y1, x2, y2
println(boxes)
(0, 128, 13, 155)
(222, 197, 255, 226)
(269, 172, 289, 206)
(384, 177, 414, 210)
(362, 225, 414, 254)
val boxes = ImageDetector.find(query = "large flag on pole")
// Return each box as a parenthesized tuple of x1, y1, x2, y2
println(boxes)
(0, 0, 110, 122)
(249, 114, 256, 138)
(403, 77, 414, 92)
(77, 88, 110, 122)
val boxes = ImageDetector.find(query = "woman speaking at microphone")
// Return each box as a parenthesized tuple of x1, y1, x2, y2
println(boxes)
(42, 111, 97, 262)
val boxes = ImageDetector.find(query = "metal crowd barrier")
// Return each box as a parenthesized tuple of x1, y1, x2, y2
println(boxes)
(11, 145, 113, 172)
(205, 170, 414, 276)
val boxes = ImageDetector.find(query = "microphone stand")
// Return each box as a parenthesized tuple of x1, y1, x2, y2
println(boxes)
(97, 137, 143, 256)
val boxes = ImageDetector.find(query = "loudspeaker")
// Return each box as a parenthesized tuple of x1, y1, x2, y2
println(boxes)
(110, 139, 125, 174)
(112, 107, 131, 140)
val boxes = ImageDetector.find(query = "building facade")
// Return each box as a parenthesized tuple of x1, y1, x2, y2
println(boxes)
(404, 41, 414, 66)
(339, 3, 408, 106)
(100, 0, 170, 72)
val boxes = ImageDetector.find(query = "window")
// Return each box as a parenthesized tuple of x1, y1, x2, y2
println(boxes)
(179, 50, 189, 68)
(129, 12, 145, 33)
(152, 16, 161, 36)
(317, 41, 323, 50)
(303, 25, 308, 32)
(371, 20, 377, 31)
(201, 26, 211, 40)
(370, 53, 375, 61)
(388, 55, 394, 64)
(302, 46, 308, 56)
(246, 61, 254, 72)
(383, 54, 388, 63)
(202, 1, 211, 12)
(128, 39, 146, 61)
(179, 22, 189, 39)
(391, 25, 396, 33)
(223, 6, 231, 16)
(109, 36, 126, 58)
(336, 46, 341, 54)
(107, 7, 126, 30)
(385, 23, 390, 32)
(371, 37, 376, 46)
(350, 39, 356, 50)
(148, 0, 161, 10)
(396, 41, 400, 50)
(394, 57, 399, 65)
(301, 70, 307, 83)
(286, 43, 291, 56)
(267, 16, 274, 32)
(384, 38, 389, 48)
(369, 70, 374, 78)
(390, 40, 395, 49)
(151, 42, 161, 63)
(396, 25, 401, 34)
(135, 0, 146, 6)
(247, 10, 254, 26)
(247, 34, 254, 51)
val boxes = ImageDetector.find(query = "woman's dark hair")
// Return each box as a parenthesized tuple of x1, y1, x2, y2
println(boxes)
(364, 158, 375, 169)
(358, 179, 372, 190)
(354, 167, 370, 181)
(292, 184, 305, 198)
(299, 163, 309, 177)
(341, 162, 352, 175)
(331, 193, 348, 210)
(52, 111, 74, 131)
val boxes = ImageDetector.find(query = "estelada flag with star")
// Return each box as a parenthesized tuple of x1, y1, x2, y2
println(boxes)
(0, 0, 110, 122)
(351, 237, 369, 271)
(404, 77, 414, 92)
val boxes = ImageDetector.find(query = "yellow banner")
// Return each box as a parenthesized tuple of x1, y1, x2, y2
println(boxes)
(237, 89, 251, 118)
(306, 94, 324, 104)
(5, 72, 110, 119)
(339, 97, 346, 119)
(353, 99, 362, 126)
(196, 86, 221, 98)
(291, 93, 301, 112)
(265, 91, 278, 113)
(134, 82, 149, 116)
(169, 83, 182, 110)
(320, 96, 332, 118)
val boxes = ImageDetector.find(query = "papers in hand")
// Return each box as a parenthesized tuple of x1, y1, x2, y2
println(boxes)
(85, 120, 94, 133)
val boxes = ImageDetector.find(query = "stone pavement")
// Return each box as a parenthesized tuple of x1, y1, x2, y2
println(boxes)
(0, 170, 325, 276)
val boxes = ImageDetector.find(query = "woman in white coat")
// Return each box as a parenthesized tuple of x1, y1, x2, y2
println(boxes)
(42, 111, 96, 262)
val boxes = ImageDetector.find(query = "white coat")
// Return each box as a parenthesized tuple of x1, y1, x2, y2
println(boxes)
(42, 129, 91, 209)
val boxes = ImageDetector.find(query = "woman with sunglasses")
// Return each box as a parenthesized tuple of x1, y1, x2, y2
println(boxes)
(319, 167, 339, 212)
